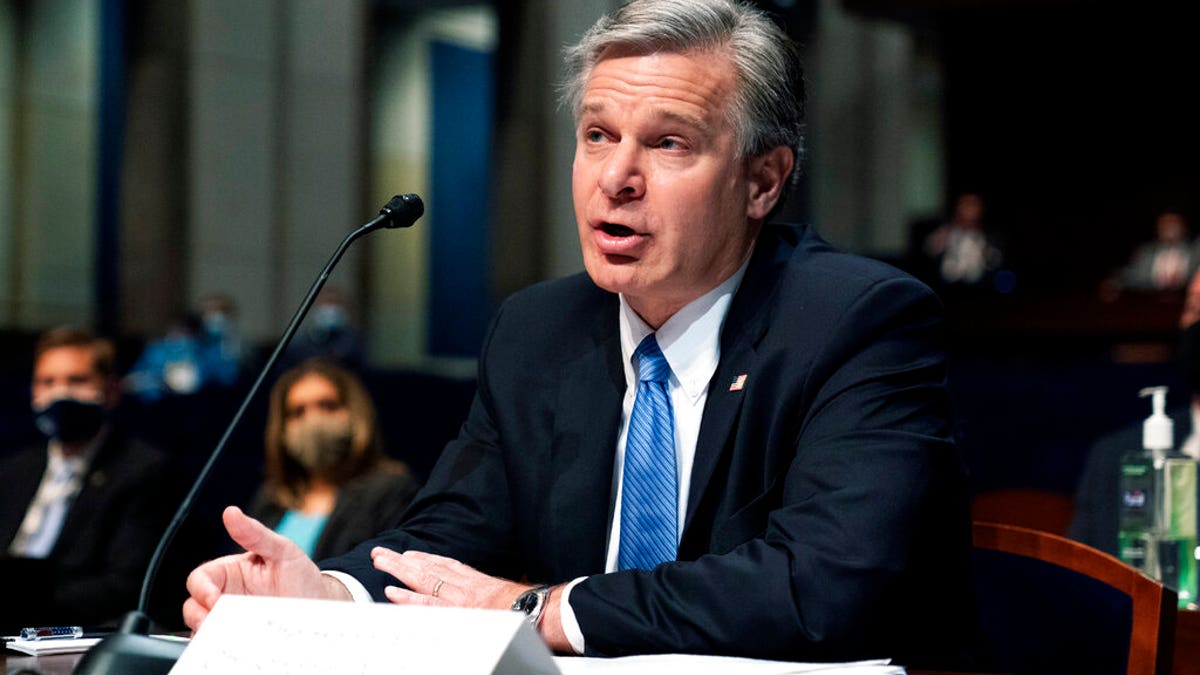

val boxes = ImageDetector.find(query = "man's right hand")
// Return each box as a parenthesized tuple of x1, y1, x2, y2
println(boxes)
(182, 505, 351, 631)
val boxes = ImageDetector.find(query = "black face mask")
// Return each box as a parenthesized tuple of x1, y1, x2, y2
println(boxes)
(33, 397, 107, 444)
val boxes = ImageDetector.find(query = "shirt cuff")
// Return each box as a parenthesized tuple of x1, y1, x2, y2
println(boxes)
(321, 570, 374, 604)
(558, 576, 589, 655)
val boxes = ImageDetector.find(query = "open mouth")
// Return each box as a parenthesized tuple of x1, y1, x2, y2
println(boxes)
(601, 222, 636, 238)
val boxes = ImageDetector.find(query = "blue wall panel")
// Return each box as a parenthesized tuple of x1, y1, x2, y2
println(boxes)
(429, 41, 493, 357)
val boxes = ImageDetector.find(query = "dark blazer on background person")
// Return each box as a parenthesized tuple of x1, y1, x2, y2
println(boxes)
(0, 431, 172, 626)
(322, 223, 976, 667)
(247, 469, 419, 560)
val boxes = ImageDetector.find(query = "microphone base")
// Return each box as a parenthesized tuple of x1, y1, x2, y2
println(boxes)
(73, 611, 186, 675)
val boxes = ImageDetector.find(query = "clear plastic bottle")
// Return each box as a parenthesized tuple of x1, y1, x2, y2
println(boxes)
(1116, 386, 1199, 608)
(1117, 387, 1172, 577)
(1158, 452, 1197, 608)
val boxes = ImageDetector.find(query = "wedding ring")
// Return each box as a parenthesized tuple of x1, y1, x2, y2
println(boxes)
(432, 578, 445, 598)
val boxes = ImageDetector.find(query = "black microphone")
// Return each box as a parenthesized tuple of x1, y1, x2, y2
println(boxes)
(74, 194, 424, 675)
(371, 193, 423, 229)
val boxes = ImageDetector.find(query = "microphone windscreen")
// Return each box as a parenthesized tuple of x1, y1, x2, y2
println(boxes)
(380, 194, 424, 228)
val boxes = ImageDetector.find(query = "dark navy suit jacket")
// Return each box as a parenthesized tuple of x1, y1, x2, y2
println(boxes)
(323, 224, 976, 667)
(0, 431, 172, 626)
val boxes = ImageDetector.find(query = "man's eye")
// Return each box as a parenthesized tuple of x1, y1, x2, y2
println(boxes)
(657, 138, 683, 150)
(585, 129, 606, 143)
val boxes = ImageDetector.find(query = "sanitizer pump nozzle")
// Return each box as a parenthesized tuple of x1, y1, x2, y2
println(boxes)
(1140, 386, 1173, 465)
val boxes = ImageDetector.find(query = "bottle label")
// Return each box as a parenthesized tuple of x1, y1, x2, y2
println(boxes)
(1119, 457, 1155, 531)
(1118, 454, 1157, 575)
(1118, 534, 1148, 571)
(1122, 490, 1147, 508)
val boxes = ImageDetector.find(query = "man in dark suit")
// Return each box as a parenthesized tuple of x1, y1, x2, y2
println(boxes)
(183, 0, 975, 666)
(0, 327, 172, 628)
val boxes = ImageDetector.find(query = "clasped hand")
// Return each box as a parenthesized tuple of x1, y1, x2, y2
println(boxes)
(371, 548, 527, 610)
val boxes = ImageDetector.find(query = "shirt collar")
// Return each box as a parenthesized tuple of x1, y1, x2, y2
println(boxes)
(47, 427, 107, 476)
(618, 258, 751, 402)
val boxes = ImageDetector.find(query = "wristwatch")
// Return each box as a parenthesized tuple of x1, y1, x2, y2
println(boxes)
(511, 584, 551, 627)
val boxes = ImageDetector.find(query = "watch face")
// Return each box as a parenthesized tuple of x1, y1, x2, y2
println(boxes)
(515, 591, 538, 614)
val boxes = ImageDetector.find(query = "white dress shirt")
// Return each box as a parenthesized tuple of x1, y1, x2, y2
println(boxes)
(326, 260, 749, 654)
(8, 435, 103, 558)
(559, 262, 748, 652)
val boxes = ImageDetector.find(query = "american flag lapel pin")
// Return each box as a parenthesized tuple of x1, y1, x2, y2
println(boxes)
(729, 374, 747, 392)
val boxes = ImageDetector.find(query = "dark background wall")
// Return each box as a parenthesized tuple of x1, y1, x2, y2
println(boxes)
(840, 0, 1200, 502)
(939, 2, 1200, 291)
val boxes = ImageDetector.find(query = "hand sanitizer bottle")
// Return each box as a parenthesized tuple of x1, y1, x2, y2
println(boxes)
(1117, 387, 1171, 577)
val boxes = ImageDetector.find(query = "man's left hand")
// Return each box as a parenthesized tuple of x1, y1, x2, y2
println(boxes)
(371, 548, 526, 610)
(371, 548, 572, 653)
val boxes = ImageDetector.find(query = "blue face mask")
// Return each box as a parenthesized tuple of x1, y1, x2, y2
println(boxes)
(33, 397, 107, 443)
(203, 312, 232, 337)
(313, 305, 348, 331)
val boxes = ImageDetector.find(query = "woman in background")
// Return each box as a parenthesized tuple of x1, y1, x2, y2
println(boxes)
(248, 358, 418, 559)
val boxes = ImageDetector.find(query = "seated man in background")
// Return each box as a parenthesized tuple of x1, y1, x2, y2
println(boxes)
(1117, 210, 1197, 292)
(922, 192, 1003, 288)
(280, 287, 367, 373)
(0, 327, 173, 628)
(184, 0, 976, 667)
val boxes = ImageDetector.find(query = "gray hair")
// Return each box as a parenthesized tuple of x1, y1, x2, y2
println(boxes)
(562, 0, 805, 185)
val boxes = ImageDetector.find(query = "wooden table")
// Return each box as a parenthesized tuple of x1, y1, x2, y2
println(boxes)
(1, 650, 83, 674)
(1175, 607, 1200, 675)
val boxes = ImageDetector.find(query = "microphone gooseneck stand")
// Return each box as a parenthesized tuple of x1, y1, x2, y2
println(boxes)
(73, 194, 424, 675)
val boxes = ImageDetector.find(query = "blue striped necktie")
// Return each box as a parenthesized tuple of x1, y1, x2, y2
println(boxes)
(618, 334, 677, 571)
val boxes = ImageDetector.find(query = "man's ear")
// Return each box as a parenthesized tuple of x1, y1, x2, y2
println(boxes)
(746, 146, 794, 221)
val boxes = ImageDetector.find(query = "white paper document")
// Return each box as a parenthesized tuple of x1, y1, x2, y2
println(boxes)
(169, 594, 560, 675)
(167, 594, 902, 675)
(4, 636, 103, 656)
(553, 654, 904, 675)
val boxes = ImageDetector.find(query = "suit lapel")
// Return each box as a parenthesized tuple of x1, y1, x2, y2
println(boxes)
(53, 435, 117, 555)
(683, 228, 789, 536)
(546, 299, 624, 578)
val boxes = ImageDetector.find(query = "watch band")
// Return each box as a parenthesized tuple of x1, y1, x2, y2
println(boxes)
(511, 584, 551, 627)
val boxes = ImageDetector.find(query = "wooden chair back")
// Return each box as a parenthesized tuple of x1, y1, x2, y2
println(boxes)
(972, 521, 1176, 675)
